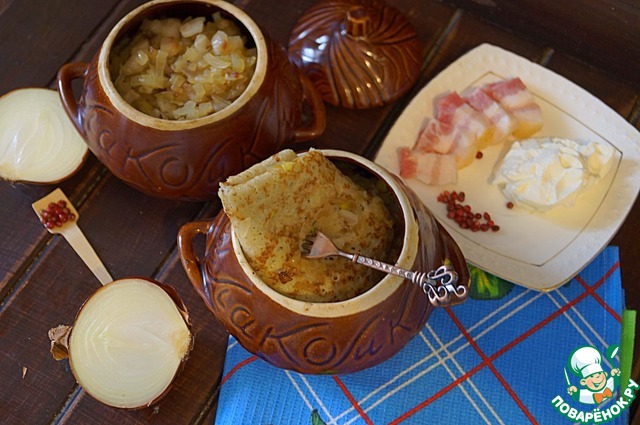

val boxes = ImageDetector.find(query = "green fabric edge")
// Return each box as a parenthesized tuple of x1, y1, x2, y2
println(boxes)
(621, 309, 637, 392)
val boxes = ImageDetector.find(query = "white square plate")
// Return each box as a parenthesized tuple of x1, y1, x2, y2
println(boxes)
(374, 44, 640, 290)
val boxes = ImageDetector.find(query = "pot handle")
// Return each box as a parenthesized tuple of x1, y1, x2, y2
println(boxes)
(177, 219, 214, 295)
(57, 62, 90, 137)
(293, 73, 326, 142)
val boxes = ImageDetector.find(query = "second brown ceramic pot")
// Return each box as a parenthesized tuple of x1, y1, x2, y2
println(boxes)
(178, 150, 470, 374)
(58, 0, 325, 201)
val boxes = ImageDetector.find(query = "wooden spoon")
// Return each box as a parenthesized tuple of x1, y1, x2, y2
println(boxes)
(32, 188, 112, 285)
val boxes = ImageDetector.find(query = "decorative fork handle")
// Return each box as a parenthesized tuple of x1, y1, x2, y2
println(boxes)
(341, 252, 467, 307)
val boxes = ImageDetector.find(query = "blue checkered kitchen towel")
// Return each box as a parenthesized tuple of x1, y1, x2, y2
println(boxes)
(215, 246, 634, 424)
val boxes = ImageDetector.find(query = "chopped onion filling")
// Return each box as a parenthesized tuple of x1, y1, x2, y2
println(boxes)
(110, 13, 257, 120)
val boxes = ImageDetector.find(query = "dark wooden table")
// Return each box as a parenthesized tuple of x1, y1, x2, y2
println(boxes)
(1, 1, 639, 423)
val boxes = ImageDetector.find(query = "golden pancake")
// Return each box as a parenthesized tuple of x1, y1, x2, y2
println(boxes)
(219, 149, 393, 302)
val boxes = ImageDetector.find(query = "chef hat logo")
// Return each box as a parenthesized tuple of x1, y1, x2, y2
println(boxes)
(569, 346, 604, 378)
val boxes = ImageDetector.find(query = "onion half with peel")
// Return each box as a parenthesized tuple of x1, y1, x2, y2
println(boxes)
(0, 88, 88, 183)
(49, 278, 193, 409)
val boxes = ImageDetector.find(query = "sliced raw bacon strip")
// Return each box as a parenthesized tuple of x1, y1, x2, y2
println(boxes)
(399, 77, 544, 187)
(463, 87, 517, 145)
(414, 118, 476, 168)
(434, 91, 494, 150)
(450, 126, 479, 169)
(414, 118, 455, 154)
(398, 147, 457, 185)
(482, 77, 543, 138)
(398, 146, 417, 179)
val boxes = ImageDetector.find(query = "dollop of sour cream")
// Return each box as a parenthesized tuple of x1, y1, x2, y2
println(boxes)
(491, 137, 615, 210)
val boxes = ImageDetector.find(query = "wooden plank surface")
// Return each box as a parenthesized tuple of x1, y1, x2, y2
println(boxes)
(0, 0, 638, 423)
(440, 0, 640, 88)
(0, 0, 117, 92)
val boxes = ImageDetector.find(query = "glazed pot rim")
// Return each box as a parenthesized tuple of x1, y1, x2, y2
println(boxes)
(98, 0, 267, 130)
(230, 149, 421, 318)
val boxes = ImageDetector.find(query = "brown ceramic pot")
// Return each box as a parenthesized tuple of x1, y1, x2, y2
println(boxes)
(57, 0, 325, 201)
(288, 0, 423, 109)
(177, 150, 470, 374)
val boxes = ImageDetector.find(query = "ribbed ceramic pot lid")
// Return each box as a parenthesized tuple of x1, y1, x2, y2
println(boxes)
(288, 0, 423, 109)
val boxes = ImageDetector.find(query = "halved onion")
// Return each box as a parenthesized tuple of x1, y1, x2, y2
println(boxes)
(0, 88, 88, 183)
(49, 278, 193, 409)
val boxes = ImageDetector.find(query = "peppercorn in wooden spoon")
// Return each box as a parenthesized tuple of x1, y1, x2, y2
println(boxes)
(32, 188, 112, 285)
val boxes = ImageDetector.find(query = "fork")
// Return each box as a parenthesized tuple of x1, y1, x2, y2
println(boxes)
(301, 232, 467, 307)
